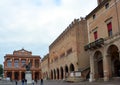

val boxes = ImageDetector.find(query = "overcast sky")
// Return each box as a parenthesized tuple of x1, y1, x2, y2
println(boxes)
(0, 0, 97, 65)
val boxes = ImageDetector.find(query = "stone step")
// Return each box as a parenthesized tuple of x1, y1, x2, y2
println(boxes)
(65, 77, 85, 82)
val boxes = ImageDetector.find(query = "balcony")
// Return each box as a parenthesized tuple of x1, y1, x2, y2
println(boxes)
(84, 38, 104, 51)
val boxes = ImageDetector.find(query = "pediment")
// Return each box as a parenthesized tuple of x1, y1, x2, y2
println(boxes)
(13, 48, 32, 56)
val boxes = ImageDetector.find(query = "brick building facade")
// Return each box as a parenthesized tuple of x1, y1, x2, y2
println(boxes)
(85, 0, 120, 82)
(48, 18, 89, 80)
(41, 54, 49, 79)
(4, 48, 41, 81)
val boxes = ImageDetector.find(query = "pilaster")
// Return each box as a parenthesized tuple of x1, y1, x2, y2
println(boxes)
(19, 58, 21, 68)
(33, 59, 35, 68)
(12, 71, 14, 80)
(12, 58, 14, 68)
(33, 71, 35, 80)
(19, 71, 22, 81)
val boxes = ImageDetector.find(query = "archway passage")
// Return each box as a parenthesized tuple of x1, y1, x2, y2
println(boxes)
(94, 51, 104, 78)
(51, 70, 53, 79)
(7, 72, 12, 80)
(57, 69, 59, 79)
(14, 72, 19, 80)
(35, 72, 39, 80)
(60, 67, 64, 79)
(54, 69, 56, 79)
(65, 65, 68, 78)
(70, 64, 74, 72)
(21, 72, 25, 80)
(107, 45, 120, 77)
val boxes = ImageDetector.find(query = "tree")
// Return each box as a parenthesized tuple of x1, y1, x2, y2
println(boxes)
(0, 64, 3, 77)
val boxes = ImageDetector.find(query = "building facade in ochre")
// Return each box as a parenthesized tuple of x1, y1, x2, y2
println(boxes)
(85, 0, 120, 82)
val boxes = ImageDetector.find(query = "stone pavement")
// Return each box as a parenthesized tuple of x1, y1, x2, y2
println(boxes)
(0, 79, 120, 85)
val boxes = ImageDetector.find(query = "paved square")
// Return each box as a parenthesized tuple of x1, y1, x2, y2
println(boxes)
(0, 80, 120, 85)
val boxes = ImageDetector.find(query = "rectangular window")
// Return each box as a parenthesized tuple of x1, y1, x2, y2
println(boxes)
(94, 31, 98, 40)
(14, 60, 19, 68)
(67, 48, 72, 55)
(93, 14, 96, 19)
(7, 60, 12, 67)
(107, 22, 112, 36)
(60, 53, 65, 58)
(105, 3, 109, 9)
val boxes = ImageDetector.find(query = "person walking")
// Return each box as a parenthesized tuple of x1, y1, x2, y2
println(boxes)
(35, 79, 37, 85)
(41, 78, 43, 85)
(25, 79, 27, 85)
(15, 79, 18, 85)
(32, 80, 34, 85)
(22, 79, 24, 85)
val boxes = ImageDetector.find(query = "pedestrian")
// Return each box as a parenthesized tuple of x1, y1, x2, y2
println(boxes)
(35, 79, 37, 85)
(41, 78, 43, 85)
(32, 80, 34, 85)
(15, 79, 18, 85)
(25, 79, 27, 85)
(22, 79, 24, 85)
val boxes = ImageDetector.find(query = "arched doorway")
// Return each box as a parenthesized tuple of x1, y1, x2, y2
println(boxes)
(21, 72, 25, 80)
(65, 65, 68, 78)
(94, 51, 103, 79)
(14, 72, 19, 80)
(46, 72, 48, 79)
(51, 70, 53, 79)
(57, 68, 59, 79)
(60, 67, 64, 79)
(107, 45, 120, 77)
(35, 72, 39, 80)
(7, 72, 12, 80)
(70, 64, 74, 72)
(54, 69, 56, 79)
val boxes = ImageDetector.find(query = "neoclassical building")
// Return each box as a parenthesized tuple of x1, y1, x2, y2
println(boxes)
(85, 0, 120, 82)
(49, 18, 89, 80)
(4, 48, 41, 81)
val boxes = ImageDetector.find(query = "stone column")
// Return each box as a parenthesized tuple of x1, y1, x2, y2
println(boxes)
(89, 52, 95, 82)
(103, 54, 111, 81)
(12, 71, 15, 80)
(19, 71, 22, 81)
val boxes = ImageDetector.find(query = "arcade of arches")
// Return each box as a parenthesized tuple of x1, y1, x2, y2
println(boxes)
(4, 71, 40, 81)
(50, 63, 75, 80)
(90, 44, 120, 81)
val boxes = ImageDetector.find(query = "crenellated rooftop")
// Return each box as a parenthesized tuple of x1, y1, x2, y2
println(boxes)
(49, 18, 85, 50)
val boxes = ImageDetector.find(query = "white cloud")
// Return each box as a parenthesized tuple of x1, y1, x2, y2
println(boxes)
(0, 0, 97, 64)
